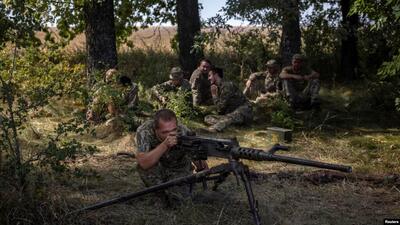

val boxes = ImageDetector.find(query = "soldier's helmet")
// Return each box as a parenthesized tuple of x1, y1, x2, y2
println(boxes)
(105, 68, 118, 83)
(266, 59, 279, 68)
(169, 67, 184, 80)
(292, 54, 306, 61)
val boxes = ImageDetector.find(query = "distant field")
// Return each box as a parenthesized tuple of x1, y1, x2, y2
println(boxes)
(35, 26, 271, 53)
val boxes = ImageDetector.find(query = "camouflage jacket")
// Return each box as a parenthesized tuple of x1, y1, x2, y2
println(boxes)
(88, 82, 138, 122)
(135, 120, 192, 170)
(243, 71, 281, 100)
(214, 81, 249, 115)
(151, 79, 191, 104)
(189, 68, 212, 106)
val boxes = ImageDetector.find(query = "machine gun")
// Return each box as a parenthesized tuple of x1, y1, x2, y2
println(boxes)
(73, 134, 352, 225)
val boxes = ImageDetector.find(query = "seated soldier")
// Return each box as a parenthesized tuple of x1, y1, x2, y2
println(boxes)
(189, 59, 213, 106)
(135, 109, 208, 206)
(151, 67, 191, 107)
(204, 67, 253, 132)
(243, 59, 282, 105)
(279, 54, 320, 110)
(86, 69, 139, 134)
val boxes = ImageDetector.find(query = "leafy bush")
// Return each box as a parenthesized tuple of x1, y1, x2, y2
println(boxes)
(0, 45, 96, 190)
(150, 89, 197, 123)
(267, 97, 295, 129)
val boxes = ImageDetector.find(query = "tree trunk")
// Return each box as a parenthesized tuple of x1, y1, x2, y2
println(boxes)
(280, 0, 301, 67)
(340, 0, 359, 80)
(176, 0, 203, 78)
(83, 0, 117, 81)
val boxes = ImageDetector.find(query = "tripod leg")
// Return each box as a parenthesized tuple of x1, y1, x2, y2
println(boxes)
(239, 169, 262, 225)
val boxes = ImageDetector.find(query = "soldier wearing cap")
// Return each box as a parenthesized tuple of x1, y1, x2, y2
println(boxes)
(151, 67, 191, 106)
(243, 59, 282, 104)
(279, 54, 320, 109)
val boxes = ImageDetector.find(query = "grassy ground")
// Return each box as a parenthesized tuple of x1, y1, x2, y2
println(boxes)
(3, 82, 398, 225)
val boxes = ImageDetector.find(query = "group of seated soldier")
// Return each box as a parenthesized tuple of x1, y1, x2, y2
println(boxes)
(244, 54, 321, 110)
(86, 53, 321, 134)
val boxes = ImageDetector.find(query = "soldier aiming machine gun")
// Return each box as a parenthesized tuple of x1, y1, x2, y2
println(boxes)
(73, 134, 352, 225)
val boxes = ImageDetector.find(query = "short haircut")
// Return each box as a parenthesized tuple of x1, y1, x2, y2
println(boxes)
(199, 58, 212, 66)
(210, 66, 223, 78)
(154, 109, 177, 129)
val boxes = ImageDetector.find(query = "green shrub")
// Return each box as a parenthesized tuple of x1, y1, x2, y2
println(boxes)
(268, 97, 295, 129)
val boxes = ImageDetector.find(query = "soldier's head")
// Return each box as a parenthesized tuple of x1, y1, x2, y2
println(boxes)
(266, 59, 280, 75)
(198, 59, 212, 74)
(291, 54, 306, 72)
(105, 68, 118, 83)
(169, 67, 184, 86)
(154, 109, 177, 141)
(208, 66, 223, 86)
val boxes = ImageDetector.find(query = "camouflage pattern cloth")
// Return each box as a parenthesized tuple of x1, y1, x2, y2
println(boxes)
(87, 82, 139, 123)
(280, 66, 320, 108)
(205, 81, 253, 132)
(135, 120, 193, 203)
(243, 71, 282, 101)
(151, 79, 191, 105)
(189, 68, 212, 106)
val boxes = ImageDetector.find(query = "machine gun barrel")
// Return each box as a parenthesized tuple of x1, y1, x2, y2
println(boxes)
(232, 146, 352, 173)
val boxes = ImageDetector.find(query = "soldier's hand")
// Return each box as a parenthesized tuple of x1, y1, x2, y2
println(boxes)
(162, 131, 178, 148)
(86, 110, 94, 121)
(210, 84, 218, 97)
(193, 160, 209, 172)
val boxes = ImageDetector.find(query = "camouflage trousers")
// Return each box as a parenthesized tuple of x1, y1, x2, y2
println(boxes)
(204, 104, 253, 132)
(137, 162, 192, 206)
(282, 79, 320, 109)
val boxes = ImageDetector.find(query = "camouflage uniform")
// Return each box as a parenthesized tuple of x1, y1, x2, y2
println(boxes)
(189, 68, 212, 106)
(135, 120, 193, 203)
(151, 79, 191, 105)
(205, 81, 253, 132)
(281, 66, 320, 108)
(243, 71, 282, 101)
(88, 82, 138, 120)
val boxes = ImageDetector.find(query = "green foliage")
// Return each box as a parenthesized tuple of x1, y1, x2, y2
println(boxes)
(268, 97, 295, 129)
(378, 50, 400, 79)
(302, 1, 341, 79)
(0, 1, 45, 48)
(0, 45, 96, 190)
(151, 89, 197, 123)
(39, 119, 98, 174)
(223, 29, 275, 76)
(118, 48, 178, 88)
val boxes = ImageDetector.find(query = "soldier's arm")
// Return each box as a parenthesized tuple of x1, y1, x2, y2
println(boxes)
(215, 84, 234, 114)
(190, 76, 202, 106)
(304, 70, 320, 80)
(135, 132, 177, 170)
(279, 68, 304, 80)
(151, 85, 167, 104)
